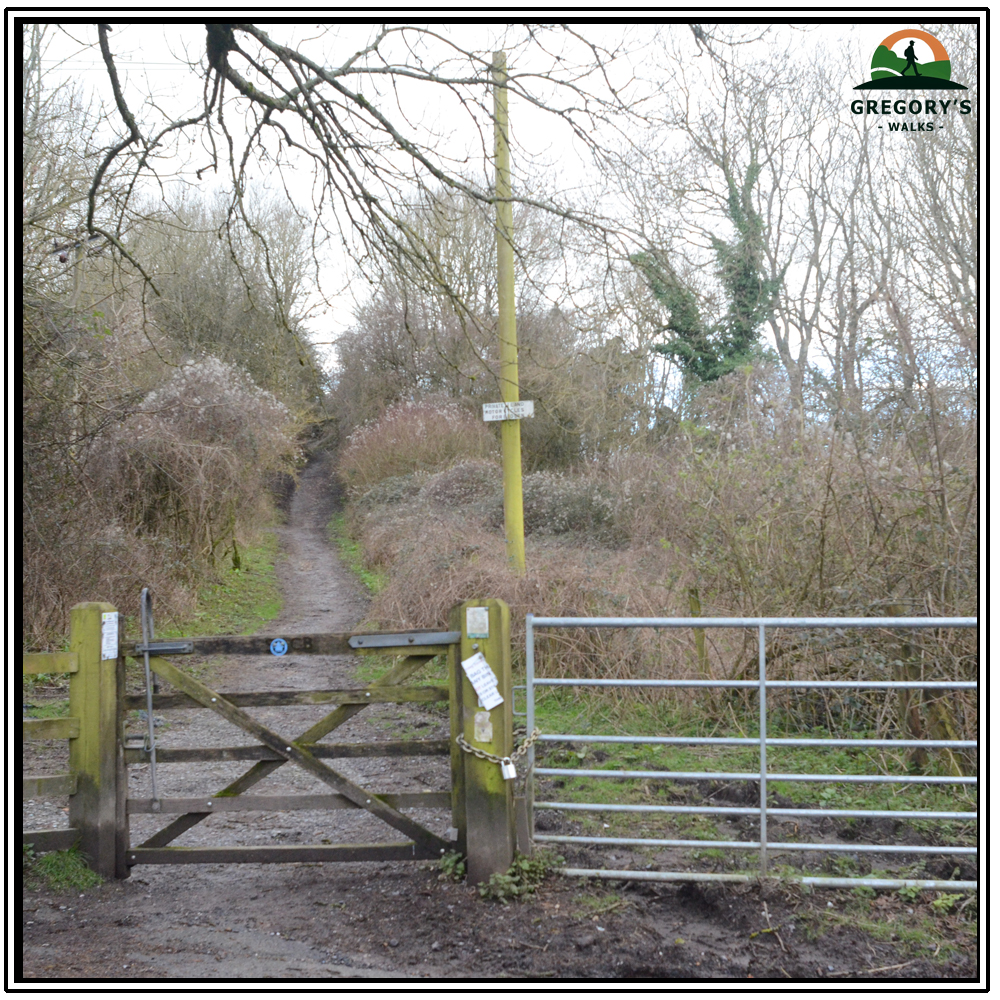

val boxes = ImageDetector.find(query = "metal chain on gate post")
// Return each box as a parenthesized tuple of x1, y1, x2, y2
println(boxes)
(456, 727, 541, 781)
(139, 588, 160, 811)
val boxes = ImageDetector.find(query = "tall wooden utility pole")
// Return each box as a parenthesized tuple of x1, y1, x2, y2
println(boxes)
(493, 50, 526, 575)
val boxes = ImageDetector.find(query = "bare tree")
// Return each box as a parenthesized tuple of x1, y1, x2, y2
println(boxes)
(62, 22, 662, 303)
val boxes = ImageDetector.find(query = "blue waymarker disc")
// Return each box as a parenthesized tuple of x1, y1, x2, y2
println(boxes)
(270, 638, 288, 656)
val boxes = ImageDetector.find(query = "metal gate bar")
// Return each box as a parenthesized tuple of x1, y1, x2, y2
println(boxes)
(525, 615, 978, 889)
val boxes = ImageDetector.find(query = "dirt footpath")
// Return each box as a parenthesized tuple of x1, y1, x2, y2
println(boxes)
(21, 457, 978, 983)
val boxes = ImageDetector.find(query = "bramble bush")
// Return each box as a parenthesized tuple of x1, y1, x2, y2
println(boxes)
(99, 356, 300, 565)
(335, 365, 977, 745)
(336, 399, 498, 495)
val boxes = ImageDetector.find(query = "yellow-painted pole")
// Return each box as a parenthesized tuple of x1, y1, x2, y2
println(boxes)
(493, 50, 526, 575)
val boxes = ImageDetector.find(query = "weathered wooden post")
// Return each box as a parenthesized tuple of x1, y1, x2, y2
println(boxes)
(448, 599, 515, 884)
(68, 601, 122, 879)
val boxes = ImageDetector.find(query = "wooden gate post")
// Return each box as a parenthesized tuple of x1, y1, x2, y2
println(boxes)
(449, 599, 515, 884)
(68, 602, 122, 879)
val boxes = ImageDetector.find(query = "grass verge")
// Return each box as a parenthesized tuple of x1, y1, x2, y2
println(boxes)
(328, 512, 387, 595)
(158, 533, 283, 638)
(531, 685, 978, 859)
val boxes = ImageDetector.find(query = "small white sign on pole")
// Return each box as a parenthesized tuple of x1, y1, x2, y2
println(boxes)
(482, 400, 534, 422)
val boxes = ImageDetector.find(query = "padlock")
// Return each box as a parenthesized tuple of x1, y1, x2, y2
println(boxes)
(500, 757, 517, 780)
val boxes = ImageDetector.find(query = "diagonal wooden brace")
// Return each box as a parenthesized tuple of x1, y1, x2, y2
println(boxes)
(145, 657, 449, 852)
(138, 655, 439, 849)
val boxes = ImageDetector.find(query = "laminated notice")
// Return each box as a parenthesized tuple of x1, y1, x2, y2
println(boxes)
(466, 606, 490, 639)
(101, 611, 119, 661)
(460, 651, 504, 710)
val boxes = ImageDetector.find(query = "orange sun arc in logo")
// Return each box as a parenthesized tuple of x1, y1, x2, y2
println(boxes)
(877, 29, 948, 62)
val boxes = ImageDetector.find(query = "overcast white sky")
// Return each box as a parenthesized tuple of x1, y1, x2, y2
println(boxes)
(13, 14, 983, 368)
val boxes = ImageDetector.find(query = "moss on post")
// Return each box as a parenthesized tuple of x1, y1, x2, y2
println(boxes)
(67, 602, 121, 879)
(450, 599, 515, 884)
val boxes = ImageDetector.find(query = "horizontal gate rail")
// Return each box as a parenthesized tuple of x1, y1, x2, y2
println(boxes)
(124, 630, 457, 659)
(556, 868, 980, 892)
(533, 767, 977, 784)
(527, 616, 976, 628)
(526, 614, 978, 890)
(22, 717, 81, 740)
(122, 685, 448, 710)
(127, 843, 442, 866)
(535, 733, 975, 748)
(534, 834, 976, 854)
(535, 678, 977, 690)
(534, 801, 976, 820)
(128, 791, 451, 814)
(124, 739, 449, 764)
(23, 774, 79, 797)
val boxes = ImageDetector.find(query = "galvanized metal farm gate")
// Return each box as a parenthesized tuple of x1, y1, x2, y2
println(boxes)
(524, 616, 978, 892)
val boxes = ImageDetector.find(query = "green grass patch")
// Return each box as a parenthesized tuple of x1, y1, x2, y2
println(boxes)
(530, 686, 977, 846)
(22, 699, 70, 720)
(22, 844, 102, 891)
(352, 650, 449, 686)
(807, 892, 977, 963)
(327, 513, 386, 594)
(160, 534, 283, 638)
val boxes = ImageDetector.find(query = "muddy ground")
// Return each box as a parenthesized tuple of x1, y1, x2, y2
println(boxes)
(21, 457, 979, 984)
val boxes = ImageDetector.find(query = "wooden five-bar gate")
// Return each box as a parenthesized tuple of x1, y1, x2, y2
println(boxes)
(23, 600, 521, 885)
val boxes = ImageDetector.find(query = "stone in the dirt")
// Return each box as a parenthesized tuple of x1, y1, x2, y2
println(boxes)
(575, 934, 596, 949)
(430, 941, 441, 951)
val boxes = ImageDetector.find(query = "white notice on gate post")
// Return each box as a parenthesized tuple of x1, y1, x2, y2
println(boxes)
(460, 651, 504, 710)
(482, 400, 534, 422)
(101, 611, 119, 661)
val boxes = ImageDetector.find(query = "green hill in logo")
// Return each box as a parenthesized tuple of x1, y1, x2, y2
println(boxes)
(871, 44, 951, 81)
(855, 44, 967, 90)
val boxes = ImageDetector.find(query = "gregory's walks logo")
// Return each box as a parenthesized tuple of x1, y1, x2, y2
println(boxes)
(854, 29, 968, 90)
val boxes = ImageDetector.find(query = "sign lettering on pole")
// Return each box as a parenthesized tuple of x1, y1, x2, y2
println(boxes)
(482, 400, 534, 422)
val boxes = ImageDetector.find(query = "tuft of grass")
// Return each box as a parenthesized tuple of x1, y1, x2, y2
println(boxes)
(328, 513, 387, 595)
(807, 887, 978, 963)
(22, 844, 102, 891)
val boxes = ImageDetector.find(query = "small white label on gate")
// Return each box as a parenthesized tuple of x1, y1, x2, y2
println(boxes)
(101, 612, 119, 661)
(460, 651, 504, 710)
(501, 758, 517, 780)
(466, 607, 490, 639)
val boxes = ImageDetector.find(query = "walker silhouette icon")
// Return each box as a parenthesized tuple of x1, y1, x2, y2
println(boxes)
(854, 29, 968, 90)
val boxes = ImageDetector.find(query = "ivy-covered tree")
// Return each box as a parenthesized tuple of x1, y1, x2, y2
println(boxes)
(634, 160, 782, 382)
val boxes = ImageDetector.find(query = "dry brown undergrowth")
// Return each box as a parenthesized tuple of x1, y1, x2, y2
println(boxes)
(334, 371, 977, 737)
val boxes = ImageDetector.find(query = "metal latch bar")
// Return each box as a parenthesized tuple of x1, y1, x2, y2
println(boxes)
(132, 641, 195, 655)
(348, 631, 461, 649)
